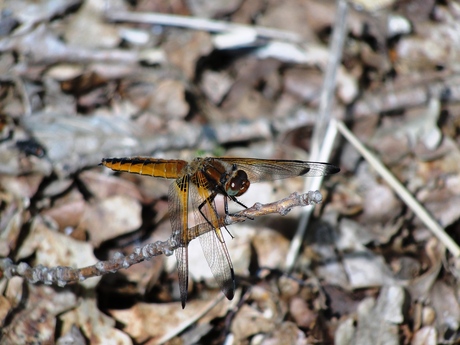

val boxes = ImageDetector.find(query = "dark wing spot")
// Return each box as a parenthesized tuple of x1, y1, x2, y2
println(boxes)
(299, 167, 311, 176)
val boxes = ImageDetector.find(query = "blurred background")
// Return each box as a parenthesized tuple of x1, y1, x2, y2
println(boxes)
(0, 0, 459, 344)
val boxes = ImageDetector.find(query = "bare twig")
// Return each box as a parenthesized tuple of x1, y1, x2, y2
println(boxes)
(105, 11, 303, 43)
(0, 24, 165, 66)
(285, 0, 347, 272)
(0, 191, 323, 286)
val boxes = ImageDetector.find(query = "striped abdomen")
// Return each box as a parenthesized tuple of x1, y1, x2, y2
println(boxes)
(101, 157, 188, 179)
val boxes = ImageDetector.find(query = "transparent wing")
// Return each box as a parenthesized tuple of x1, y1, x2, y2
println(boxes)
(198, 229, 235, 300)
(215, 158, 339, 182)
(168, 175, 190, 308)
(189, 171, 235, 300)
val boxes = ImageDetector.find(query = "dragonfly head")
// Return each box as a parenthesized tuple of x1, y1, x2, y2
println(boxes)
(225, 169, 250, 196)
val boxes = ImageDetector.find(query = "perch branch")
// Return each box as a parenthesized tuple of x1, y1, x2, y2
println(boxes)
(0, 191, 323, 286)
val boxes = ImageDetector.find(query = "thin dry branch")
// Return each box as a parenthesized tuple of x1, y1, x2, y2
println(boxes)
(285, 0, 348, 272)
(105, 11, 303, 43)
(0, 190, 323, 287)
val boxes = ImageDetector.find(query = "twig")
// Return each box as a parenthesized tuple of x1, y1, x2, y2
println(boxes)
(309, 0, 348, 159)
(0, 191, 323, 286)
(105, 11, 302, 43)
(285, 0, 347, 272)
(0, 24, 165, 66)
(335, 119, 460, 258)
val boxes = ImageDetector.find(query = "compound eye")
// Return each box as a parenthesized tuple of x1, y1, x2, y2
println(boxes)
(226, 170, 250, 196)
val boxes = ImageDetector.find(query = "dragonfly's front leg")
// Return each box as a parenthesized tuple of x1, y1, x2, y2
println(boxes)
(223, 196, 254, 221)
(228, 194, 248, 209)
(196, 190, 235, 240)
(197, 190, 220, 229)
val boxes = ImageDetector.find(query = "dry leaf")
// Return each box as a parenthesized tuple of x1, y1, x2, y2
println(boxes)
(79, 195, 142, 247)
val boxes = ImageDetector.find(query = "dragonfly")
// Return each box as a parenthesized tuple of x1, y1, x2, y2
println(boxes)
(101, 156, 339, 307)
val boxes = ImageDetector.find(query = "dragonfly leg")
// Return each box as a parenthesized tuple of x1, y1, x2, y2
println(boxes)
(197, 190, 220, 229)
(228, 195, 248, 210)
(223, 195, 254, 221)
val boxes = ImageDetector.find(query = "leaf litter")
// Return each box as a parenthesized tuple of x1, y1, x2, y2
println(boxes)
(1, 0, 460, 344)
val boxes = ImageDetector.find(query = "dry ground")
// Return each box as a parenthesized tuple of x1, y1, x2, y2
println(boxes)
(1, 0, 460, 344)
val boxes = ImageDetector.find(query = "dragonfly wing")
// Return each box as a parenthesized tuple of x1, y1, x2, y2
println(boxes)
(169, 175, 190, 308)
(216, 158, 339, 182)
(175, 246, 188, 308)
(190, 171, 235, 300)
(198, 225, 235, 300)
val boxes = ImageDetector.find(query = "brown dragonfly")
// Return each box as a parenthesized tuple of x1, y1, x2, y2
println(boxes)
(101, 156, 339, 307)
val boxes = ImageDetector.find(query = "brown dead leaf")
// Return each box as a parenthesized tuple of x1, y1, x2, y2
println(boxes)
(149, 79, 189, 119)
(429, 280, 460, 342)
(395, 17, 460, 73)
(201, 70, 233, 105)
(284, 67, 322, 104)
(353, 286, 405, 345)
(403, 238, 443, 300)
(411, 326, 437, 345)
(341, 251, 395, 289)
(261, 321, 307, 345)
(252, 228, 290, 269)
(221, 58, 280, 121)
(17, 217, 99, 289)
(0, 294, 12, 328)
(257, 1, 316, 40)
(289, 296, 317, 328)
(80, 169, 143, 201)
(64, 1, 121, 49)
(163, 30, 213, 80)
(78, 195, 142, 247)
(56, 325, 87, 345)
(323, 285, 362, 318)
(4, 276, 24, 308)
(60, 297, 132, 345)
(0, 206, 26, 255)
(335, 318, 356, 345)
(0, 174, 42, 199)
(110, 295, 229, 344)
(231, 304, 276, 341)
(43, 199, 86, 234)
(1, 284, 78, 345)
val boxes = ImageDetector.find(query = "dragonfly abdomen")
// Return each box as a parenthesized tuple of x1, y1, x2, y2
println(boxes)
(101, 157, 187, 179)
